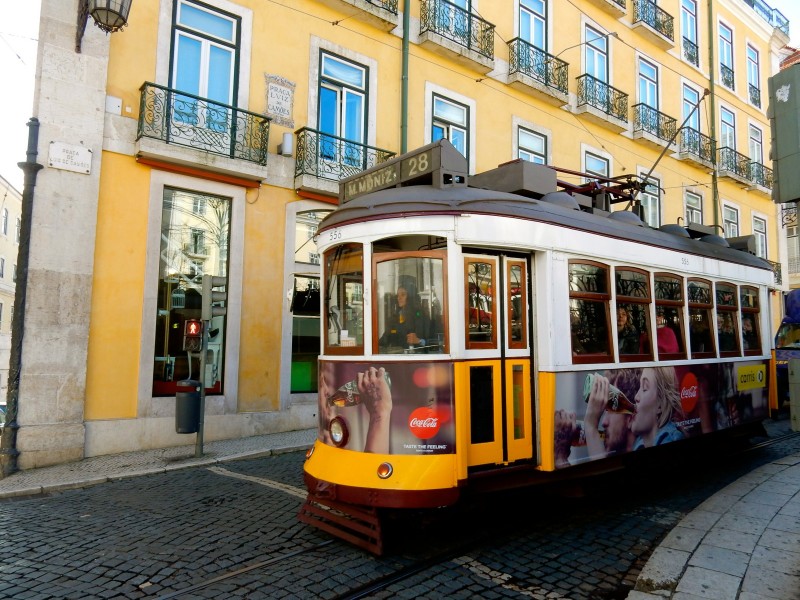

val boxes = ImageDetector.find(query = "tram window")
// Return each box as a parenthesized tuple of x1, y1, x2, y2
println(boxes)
(569, 261, 611, 363)
(615, 268, 652, 362)
(688, 279, 715, 357)
(507, 261, 527, 349)
(716, 283, 740, 356)
(374, 252, 446, 354)
(465, 258, 497, 349)
(741, 286, 761, 354)
(653, 273, 686, 360)
(324, 243, 364, 354)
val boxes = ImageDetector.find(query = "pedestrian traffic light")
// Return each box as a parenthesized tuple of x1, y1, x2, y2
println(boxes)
(201, 274, 227, 321)
(183, 319, 202, 351)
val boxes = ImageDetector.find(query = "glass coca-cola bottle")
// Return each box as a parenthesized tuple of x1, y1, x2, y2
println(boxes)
(582, 373, 636, 414)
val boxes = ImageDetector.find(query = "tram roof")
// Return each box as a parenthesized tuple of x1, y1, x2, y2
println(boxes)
(318, 183, 772, 272)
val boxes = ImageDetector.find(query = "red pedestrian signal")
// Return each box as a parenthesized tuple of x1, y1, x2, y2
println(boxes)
(183, 319, 203, 351)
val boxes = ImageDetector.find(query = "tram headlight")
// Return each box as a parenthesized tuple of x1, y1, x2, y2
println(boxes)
(329, 417, 349, 447)
(305, 445, 315, 460)
(377, 462, 393, 479)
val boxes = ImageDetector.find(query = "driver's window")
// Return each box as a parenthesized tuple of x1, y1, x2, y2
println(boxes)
(374, 252, 446, 354)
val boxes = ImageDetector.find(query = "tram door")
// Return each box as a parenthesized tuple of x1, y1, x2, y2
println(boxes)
(461, 255, 534, 468)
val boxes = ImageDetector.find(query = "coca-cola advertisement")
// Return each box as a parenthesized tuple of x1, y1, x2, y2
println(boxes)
(553, 361, 769, 469)
(317, 360, 455, 455)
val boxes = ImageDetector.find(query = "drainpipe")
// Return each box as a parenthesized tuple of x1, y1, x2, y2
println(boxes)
(0, 118, 43, 478)
(707, 0, 720, 230)
(401, 0, 410, 153)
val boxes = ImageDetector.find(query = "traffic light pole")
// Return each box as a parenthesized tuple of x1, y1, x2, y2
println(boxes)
(195, 323, 208, 458)
(196, 274, 227, 458)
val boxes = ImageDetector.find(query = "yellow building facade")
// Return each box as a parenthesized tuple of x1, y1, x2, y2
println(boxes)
(11, 0, 789, 468)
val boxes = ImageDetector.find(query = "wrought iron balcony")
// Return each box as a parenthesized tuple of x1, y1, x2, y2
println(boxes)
(749, 84, 761, 108)
(683, 37, 699, 66)
(508, 38, 568, 95)
(137, 82, 270, 165)
(749, 161, 773, 190)
(609, 0, 625, 8)
(718, 147, 751, 180)
(633, 104, 676, 143)
(720, 64, 735, 89)
(744, 0, 789, 37)
(365, 0, 397, 12)
(576, 74, 628, 122)
(632, 0, 674, 42)
(294, 127, 396, 182)
(678, 127, 713, 163)
(420, 0, 494, 60)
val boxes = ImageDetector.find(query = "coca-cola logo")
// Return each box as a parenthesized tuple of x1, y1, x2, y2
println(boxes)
(680, 372, 699, 414)
(408, 407, 442, 439)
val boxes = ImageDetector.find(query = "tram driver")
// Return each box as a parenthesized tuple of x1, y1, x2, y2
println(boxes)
(379, 281, 431, 353)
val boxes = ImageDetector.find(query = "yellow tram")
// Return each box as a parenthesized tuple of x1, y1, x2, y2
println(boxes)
(300, 140, 774, 553)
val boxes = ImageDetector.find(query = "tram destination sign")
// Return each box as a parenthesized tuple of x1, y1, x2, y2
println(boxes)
(339, 139, 468, 204)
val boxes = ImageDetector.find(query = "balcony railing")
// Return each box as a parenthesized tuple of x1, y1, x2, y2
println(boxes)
(508, 38, 568, 95)
(744, 0, 789, 37)
(137, 82, 270, 165)
(720, 64, 735, 89)
(679, 127, 713, 163)
(750, 161, 773, 189)
(633, 0, 674, 41)
(420, 0, 494, 60)
(683, 37, 699, 66)
(364, 0, 398, 13)
(608, 0, 626, 8)
(633, 104, 676, 143)
(294, 127, 396, 182)
(718, 147, 751, 180)
(749, 84, 761, 108)
(576, 74, 628, 122)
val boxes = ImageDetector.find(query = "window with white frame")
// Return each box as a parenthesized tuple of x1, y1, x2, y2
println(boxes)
(723, 205, 739, 238)
(789, 225, 799, 274)
(719, 23, 734, 89)
(748, 124, 763, 164)
(518, 127, 547, 164)
(639, 176, 660, 227)
(432, 94, 469, 159)
(319, 52, 367, 169)
(585, 25, 608, 83)
(720, 107, 736, 149)
(685, 191, 702, 224)
(0, 257, 5, 279)
(585, 152, 609, 180)
(753, 216, 767, 259)
(681, 0, 698, 65)
(1, 209, 7, 236)
(520, 0, 546, 50)
(15, 217, 20, 244)
(746, 45, 760, 107)
(682, 84, 700, 131)
(638, 58, 659, 109)
(172, 0, 238, 129)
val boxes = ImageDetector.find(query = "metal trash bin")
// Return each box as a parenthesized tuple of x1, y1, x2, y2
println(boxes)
(175, 379, 200, 434)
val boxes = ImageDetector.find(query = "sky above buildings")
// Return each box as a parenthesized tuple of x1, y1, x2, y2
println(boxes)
(0, 1, 799, 192)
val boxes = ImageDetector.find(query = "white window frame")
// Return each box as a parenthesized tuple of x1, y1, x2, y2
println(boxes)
(752, 213, 767, 259)
(722, 203, 739, 239)
(424, 82, 477, 174)
(685, 190, 703, 224)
